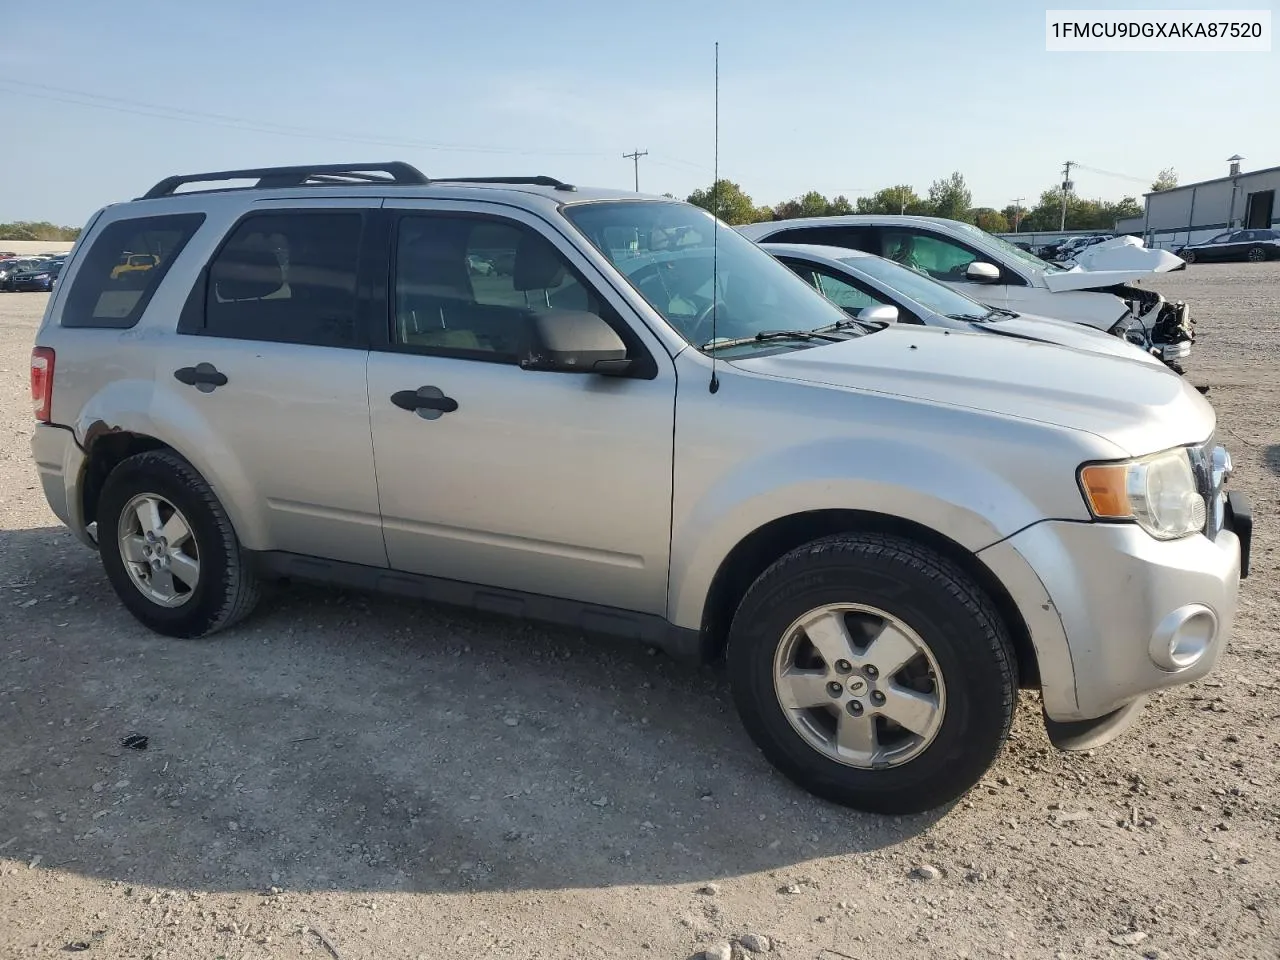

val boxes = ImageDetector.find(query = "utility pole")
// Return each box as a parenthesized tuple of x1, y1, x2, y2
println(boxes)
(1011, 198, 1024, 232)
(623, 149, 648, 192)
(900, 185, 907, 214)
(1059, 161, 1074, 231)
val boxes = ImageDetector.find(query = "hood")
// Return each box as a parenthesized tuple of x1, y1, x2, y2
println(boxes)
(1059, 235, 1186, 275)
(730, 326, 1213, 457)
(977, 312, 1164, 365)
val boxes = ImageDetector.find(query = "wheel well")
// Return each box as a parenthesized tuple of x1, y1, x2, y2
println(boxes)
(698, 509, 1040, 689)
(80, 429, 171, 529)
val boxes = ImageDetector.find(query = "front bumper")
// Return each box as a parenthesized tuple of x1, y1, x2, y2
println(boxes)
(31, 423, 92, 547)
(979, 518, 1241, 723)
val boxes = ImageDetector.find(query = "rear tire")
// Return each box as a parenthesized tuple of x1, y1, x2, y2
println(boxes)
(726, 533, 1017, 814)
(1246, 246, 1267, 263)
(97, 450, 259, 638)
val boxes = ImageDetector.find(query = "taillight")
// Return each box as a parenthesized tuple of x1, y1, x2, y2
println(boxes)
(31, 346, 55, 423)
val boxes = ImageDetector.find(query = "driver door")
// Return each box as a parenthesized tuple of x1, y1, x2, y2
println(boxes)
(364, 202, 678, 616)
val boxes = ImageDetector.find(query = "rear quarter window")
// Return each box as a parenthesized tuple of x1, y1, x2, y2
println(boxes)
(61, 213, 205, 329)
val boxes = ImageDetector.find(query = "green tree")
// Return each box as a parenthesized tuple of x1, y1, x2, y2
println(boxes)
(0, 220, 81, 241)
(856, 185, 928, 215)
(1022, 188, 1143, 231)
(972, 208, 1009, 233)
(685, 180, 761, 225)
(927, 171, 973, 222)
(1150, 167, 1178, 192)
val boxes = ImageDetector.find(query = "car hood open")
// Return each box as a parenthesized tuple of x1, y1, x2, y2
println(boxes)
(730, 326, 1212, 457)
(1045, 237, 1185, 291)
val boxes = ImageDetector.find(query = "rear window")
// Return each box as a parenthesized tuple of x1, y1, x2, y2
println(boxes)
(61, 213, 204, 329)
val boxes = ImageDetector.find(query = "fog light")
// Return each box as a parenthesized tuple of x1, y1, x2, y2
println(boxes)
(1149, 604, 1217, 672)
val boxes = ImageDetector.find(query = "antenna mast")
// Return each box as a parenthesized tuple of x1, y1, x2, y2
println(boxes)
(709, 41, 721, 394)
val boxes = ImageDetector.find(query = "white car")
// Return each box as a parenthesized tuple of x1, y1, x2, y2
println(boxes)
(761, 242, 1167, 367)
(737, 215, 1195, 372)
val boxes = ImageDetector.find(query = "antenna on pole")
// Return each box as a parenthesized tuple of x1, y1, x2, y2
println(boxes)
(709, 41, 721, 395)
(623, 148, 648, 192)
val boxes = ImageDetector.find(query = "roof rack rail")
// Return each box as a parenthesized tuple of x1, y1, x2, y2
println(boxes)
(434, 175, 578, 192)
(139, 161, 430, 200)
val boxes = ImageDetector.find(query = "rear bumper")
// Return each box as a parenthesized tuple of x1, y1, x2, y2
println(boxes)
(979, 519, 1240, 723)
(30, 423, 92, 547)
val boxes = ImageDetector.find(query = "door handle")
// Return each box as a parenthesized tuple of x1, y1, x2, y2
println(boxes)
(391, 386, 459, 420)
(174, 363, 228, 392)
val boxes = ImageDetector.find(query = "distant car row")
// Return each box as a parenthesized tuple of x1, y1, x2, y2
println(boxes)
(1034, 229, 1280, 265)
(0, 253, 66, 292)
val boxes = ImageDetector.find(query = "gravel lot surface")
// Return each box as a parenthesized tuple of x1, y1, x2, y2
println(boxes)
(1, 264, 1277, 960)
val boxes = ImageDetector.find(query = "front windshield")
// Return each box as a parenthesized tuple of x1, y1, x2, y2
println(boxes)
(562, 200, 860, 355)
(843, 254, 994, 321)
(948, 220, 1068, 274)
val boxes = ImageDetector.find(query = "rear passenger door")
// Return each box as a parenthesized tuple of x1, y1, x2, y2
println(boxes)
(364, 201, 677, 616)
(155, 199, 387, 568)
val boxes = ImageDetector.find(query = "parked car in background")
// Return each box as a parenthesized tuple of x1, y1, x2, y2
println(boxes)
(761, 242, 1165, 367)
(6, 260, 63, 292)
(0, 258, 42, 289)
(737, 215, 1195, 371)
(29, 160, 1249, 815)
(1176, 229, 1280, 264)
(1055, 235, 1112, 262)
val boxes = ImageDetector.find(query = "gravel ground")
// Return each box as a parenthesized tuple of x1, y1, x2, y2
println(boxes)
(1, 264, 1277, 960)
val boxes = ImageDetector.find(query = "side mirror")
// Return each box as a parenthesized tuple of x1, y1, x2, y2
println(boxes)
(965, 261, 1001, 283)
(520, 309, 632, 376)
(857, 303, 900, 324)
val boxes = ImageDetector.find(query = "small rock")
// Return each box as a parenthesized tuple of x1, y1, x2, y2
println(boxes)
(590, 797, 609, 807)
(503, 717, 519, 727)
(65, 941, 91, 952)
(703, 942, 733, 960)
(1109, 931, 1148, 947)
(697, 883, 720, 896)
(739, 932, 771, 953)
(780, 883, 803, 895)
(227, 821, 240, 832)
(91, 782, 105, 794)
(1143, 949, 1168, 960)
(837, 901, 850, 910)
(910, 864, 942, 881)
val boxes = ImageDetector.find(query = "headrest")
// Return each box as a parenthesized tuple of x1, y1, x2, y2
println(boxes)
(212, 248, 283, 301)
(512, 232, 565, 291)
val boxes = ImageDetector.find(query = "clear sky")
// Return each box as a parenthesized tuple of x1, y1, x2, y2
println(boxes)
(2, 0, 1277, 226)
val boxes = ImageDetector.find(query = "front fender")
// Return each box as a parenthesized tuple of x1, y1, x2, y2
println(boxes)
(74, 377, 269, 550)
(667, 434, 1084, 630)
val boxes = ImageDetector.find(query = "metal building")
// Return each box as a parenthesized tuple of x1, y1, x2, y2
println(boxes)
(1124, 157, 1280, 250)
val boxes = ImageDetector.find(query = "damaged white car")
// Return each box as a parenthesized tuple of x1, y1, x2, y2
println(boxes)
(737, 216, 1196, 373)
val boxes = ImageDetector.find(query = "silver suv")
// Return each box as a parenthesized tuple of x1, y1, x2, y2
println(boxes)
(29, 162, 1252, 814)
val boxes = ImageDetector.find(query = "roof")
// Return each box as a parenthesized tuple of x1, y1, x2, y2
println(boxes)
(1143, 163, 1280, 198)
(738, 214, 970, 240)
(758, 241, 874, 262)
(128, 161, 669, 211)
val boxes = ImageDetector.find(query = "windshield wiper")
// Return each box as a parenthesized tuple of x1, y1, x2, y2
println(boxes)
(700, 329, 845, 352)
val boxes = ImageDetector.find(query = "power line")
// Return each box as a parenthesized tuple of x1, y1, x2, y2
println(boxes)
(1072, 162, 1153, 187)
(0, 76, 615, 158)
(622, 149, 648, 191)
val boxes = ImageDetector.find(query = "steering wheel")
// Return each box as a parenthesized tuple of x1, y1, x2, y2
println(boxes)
(688, 300, 729, 347)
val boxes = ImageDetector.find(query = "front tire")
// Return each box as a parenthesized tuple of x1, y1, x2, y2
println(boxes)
(727, 534, 1017, 814)
(1180, 249, 1196, 264)
(97, 450, 260, 638)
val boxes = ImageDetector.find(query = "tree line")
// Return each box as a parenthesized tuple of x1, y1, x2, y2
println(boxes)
(683, 168, 1177, 234)
(0, 221, 82, 242)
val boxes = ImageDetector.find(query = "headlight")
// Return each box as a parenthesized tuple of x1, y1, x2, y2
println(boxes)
(1079, 448, 1206, 540)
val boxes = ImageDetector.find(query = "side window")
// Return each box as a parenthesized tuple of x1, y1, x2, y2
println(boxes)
(61, 213, 205, 329)
(810, 266, 885, 312)
(764, 226, 874, 251)
(877, 229, 980, 281)
(392, 214, 624, 365)
(199, 212, 362, 348)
